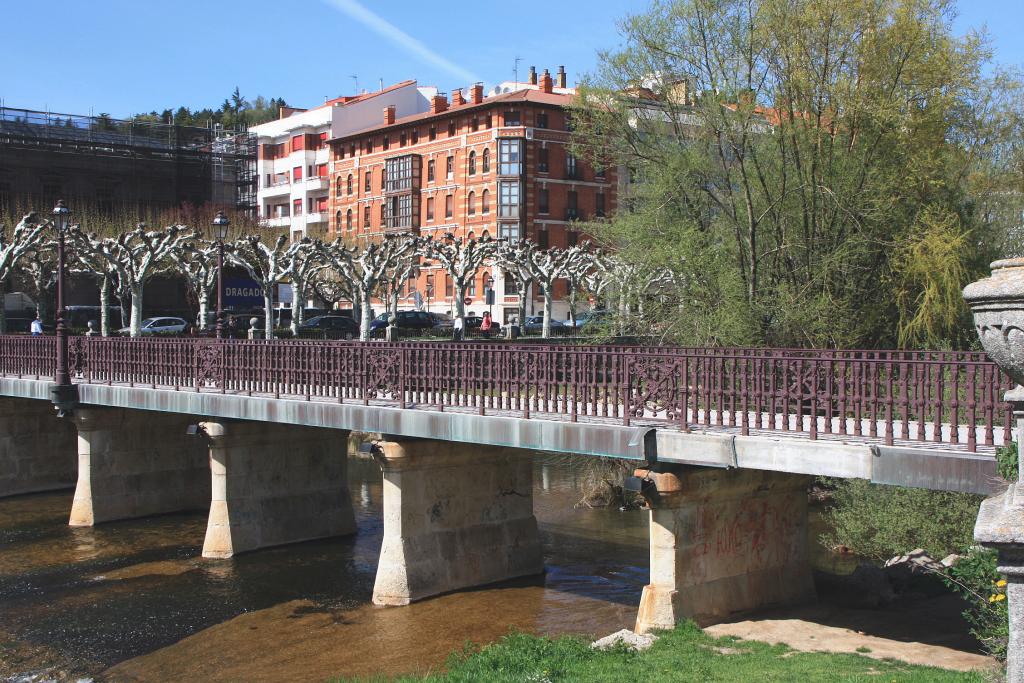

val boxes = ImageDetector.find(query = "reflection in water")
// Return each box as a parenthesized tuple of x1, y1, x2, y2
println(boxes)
(0, 453, 649, 681)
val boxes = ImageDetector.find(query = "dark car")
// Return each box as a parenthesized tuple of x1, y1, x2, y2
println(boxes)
(296, 315, 360, 340)
(465, 316, 501, 335)
(523, 316, 566, 334)
(369, 310, 439, 333)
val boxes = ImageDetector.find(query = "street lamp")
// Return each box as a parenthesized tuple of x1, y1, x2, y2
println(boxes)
(51, 199, 76, 414)
(426, 273, 434, 313)
(212, 211, 230, 339)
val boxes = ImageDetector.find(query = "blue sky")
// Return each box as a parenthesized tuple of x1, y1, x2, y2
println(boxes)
(2, 0, 1021, 119)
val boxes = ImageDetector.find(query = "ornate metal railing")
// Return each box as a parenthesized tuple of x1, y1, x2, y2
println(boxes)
(0, 335, 1012, 452)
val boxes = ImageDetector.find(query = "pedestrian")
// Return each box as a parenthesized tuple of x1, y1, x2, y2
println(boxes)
(30, 316, 43, 336)
(453, 315, 464, 342)
(480, 311, 493, 339)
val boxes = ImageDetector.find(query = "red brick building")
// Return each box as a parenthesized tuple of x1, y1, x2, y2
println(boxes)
(327, 69, 615, 322)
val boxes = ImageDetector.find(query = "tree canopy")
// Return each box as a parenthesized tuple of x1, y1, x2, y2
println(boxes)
(572, 0, 1024, 349)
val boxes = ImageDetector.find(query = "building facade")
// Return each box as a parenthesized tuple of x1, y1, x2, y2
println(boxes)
(328, 68, 615, 322)
(253, 81, 438, 240)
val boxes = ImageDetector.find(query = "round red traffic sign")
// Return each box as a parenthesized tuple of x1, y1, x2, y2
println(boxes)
(464, 297, 472, 305)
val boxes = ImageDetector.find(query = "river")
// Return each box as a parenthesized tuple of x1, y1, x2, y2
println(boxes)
(0, 454, 651, 682)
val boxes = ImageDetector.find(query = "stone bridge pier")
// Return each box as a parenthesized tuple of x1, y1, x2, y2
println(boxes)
(0, 397, 77, 498)
(634, 466, 814, 633)
(371, 438, 543, 606)
(200, 420, 356, 558)
(69, 407, 210, 526)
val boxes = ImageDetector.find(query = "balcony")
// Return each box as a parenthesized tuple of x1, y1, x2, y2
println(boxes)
(304, 176, 329, 190)
(306, 213, 327, 224)
(262, 216, 292, 228)
(260, 181, 291, 197)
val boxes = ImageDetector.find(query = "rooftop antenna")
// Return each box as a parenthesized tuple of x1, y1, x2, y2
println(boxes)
(513, 56, 522, 84)
(379, 77, 384, 91)
(350, 75, 359, 95)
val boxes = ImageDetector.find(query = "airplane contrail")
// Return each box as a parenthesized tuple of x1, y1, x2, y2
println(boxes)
(322, 0, 480, 85)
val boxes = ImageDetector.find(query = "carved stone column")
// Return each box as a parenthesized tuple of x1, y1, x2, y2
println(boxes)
(965, 258, 1024, 682)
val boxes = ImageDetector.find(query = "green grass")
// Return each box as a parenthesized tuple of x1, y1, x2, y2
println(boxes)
(339, 622, 988, 682)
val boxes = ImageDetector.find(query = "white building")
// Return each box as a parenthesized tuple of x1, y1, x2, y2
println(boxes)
(253, 80, 438, 239)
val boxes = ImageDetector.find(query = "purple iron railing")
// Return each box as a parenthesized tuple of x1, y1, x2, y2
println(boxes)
(0, 335, 1012, 452)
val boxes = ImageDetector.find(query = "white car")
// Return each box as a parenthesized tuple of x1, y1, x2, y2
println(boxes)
(119, 317, 188, 336)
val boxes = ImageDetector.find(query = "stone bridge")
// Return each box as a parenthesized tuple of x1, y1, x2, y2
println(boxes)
(0, 335, 1012, 634)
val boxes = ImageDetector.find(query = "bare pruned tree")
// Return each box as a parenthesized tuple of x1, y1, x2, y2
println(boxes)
(420, 232, 497, 329)
(228, 233, 294, 339)
(0, 213, 48, 333)
(171, 240, 219, 332)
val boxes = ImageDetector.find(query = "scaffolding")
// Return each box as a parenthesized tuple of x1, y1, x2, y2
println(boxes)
(0, 106, 256, 213)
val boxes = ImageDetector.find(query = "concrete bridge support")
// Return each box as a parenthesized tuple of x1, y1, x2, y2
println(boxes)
(69, 407, 210, 526)
(634, 466, 814, 633)
(371, 439, 543, 606)
(200, 421, 355, 559)
(0, 397, 77, 498)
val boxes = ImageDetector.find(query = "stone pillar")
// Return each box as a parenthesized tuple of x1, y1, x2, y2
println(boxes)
(69, 407, 210, 526)
(372, 439, 543, 606)
(975, 393, 1024, 682)
(0, 397, 77, 498)
(634, 466, 814, 633)
(201, 420, 355, 559)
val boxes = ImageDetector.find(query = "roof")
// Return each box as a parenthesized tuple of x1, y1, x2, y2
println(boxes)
(327, 88, 575, 144)
(313, 80, 418, 112)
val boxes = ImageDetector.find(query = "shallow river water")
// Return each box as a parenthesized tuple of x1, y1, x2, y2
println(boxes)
(0, 454, 651, 682)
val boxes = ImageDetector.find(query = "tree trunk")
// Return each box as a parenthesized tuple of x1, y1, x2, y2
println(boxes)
(390, 286, 400, 318)
(129, 283, 144, 338)
(517, 280, 529, 333)
(99, 274, 110, 337)
(359, 289, 373, 341)
(263, 291, 273, 340)
(290, 283, 301, 336)
(568, 285, 578, 331)
(197, 288, 208, 332)
(454, 281, 467, 326)
(542, 288, 554, 339)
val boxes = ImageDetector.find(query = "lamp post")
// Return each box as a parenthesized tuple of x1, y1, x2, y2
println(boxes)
(426, 273, 434, 313)
(50, 199, 77, 415)
(212, 211, 230, 339)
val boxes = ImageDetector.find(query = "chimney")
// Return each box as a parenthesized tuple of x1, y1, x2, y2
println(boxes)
(430, 94, 449, 114)
(383, 105, 396, 125)
(528, 66, 537, 85)
(452, 88, 466, 106)
(470, 83, 483, 104)
(539, 69, 553, 94)
(556, 66, 567, 89)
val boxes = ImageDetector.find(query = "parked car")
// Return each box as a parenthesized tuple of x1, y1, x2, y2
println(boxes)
(522, 316, 567, 335)
(118, 317, 188, 336)
(569, 310, 611, 332)
(464, 316, 501, 334)
(296, 315, 360, 340)
(369, 310, 443, 334)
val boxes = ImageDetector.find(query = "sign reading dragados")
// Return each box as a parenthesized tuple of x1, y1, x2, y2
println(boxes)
(222, 277, 263, 308)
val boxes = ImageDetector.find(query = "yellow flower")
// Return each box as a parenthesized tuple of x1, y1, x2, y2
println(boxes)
(990, 595, 998, 603)
(997, 593, 1007, 602)
(997, 580, 1008, 588)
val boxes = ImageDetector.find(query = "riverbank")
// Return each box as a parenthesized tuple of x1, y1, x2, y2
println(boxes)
(361, 621, 991, 683)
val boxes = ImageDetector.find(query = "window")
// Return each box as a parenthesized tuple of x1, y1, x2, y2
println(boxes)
(429, 125, 436, 141)
(346, 209, 353, 230)
(565, 113, 574, 131)
(349, 144, 356, 157)
(468, 276, 476, 297)
(380, 204, 386, 224)
(365, 139, 372, 154)
(346, 174, 353, 195)
(336, 178, 343, 198)
(538, 188, 549, 214)
(481, 190, 490, 214)
(499, 224, 520, 241)
(426, 197, 434, 221)
(485, 114, 493, 129)
(385, 155, 416, 193)
(596, 166, 606, 179)
(565, 153, 578, 179)
(567, 190, 579, 220)
(596, 192, 606, 218)
(365, 171, 372, 193)
(536, 112, 548, 129)
(363, 206, 371, 228)
(383, 135, 390, 151)
(412, 129, 419, 144)
(482, 148, 491, 173)
(468, 150, 476, 175)
(498, 138, 523, 176)
(400, 132, 406, 147)
(499, 181, 520, 218)
(467, 191, 476, 216)
(445, 194, 453, 218)
(504, 110, 521, 126)
(538, 229, 549, 249)
(446, 155, 454, 179)
(445, 276, 453, 297)
(538, 147, 549, 173)
(317, 163, 328, 177)
(307, 165, 314, 177)
(380, 167, 387, 191)
(335, 210, 342, 230)
(447, 120, 456, 137)
(427, 159, 435, 182)
(293, 198, 303, 215)
(291, 135, 303, 152)
(471, 116, 478, 132)
(386, 194, 415, 230)
(293, 166, 303, 182)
